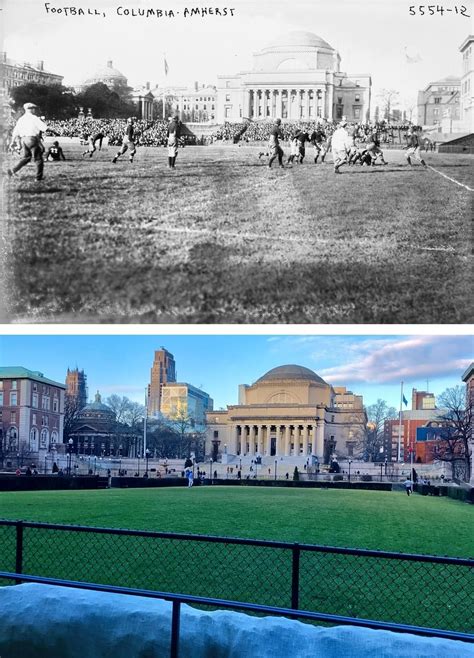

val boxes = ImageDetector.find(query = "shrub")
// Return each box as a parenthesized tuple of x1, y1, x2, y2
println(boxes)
(333, 474, 344, 482)
(293, 467, 300, 481)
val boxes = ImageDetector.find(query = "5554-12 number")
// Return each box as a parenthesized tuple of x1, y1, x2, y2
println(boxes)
(409, 5, 470, 15)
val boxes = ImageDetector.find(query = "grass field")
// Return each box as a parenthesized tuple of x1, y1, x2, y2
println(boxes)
(2, 143, 473, 323)
(1, 487, 473, 631)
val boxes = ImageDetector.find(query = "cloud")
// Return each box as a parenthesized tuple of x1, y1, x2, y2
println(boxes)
(318, 335, 472, 385)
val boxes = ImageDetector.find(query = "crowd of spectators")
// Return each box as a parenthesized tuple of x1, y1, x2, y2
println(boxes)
(4, 114, 425, 149)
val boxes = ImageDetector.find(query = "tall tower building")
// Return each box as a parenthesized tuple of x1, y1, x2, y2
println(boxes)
(65, 367, 88, 410)
(148, 348, 176, 416)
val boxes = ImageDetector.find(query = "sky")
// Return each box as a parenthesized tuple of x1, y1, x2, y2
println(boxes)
(2, 0, 473, 108)
(1, 333, 472, 411)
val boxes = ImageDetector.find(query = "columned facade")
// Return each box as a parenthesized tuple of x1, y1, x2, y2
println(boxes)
(244, 87, 327, 121)
(232, 421, 324, 458)
(206, 365, 367, 464)
(217, 31, 371, 123)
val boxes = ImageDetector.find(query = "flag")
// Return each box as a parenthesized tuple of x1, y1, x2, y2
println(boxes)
(164, 56, 169, 77)
(402, 394, 408, 407)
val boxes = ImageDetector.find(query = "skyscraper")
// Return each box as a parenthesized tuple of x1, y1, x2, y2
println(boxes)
(65, 367, 88, 410)
(148, 348, 176, 416)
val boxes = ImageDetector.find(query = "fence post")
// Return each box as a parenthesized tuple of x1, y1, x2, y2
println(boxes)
(15, 521, 24, 584)
(170, 600, 181, 658)
(291, 543, 300, 610)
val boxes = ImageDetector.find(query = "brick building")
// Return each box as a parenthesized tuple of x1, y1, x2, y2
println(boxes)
(0, 367, 65, 467)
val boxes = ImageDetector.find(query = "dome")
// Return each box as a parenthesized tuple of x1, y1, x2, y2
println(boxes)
(81, 391, 114, 416)
(83, 60, 127, 87)
(263, 31, 333, 52)
(256, 365, 328, 385)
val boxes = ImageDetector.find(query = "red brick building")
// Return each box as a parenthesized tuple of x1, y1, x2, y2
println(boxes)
(0, 367, 65, 467)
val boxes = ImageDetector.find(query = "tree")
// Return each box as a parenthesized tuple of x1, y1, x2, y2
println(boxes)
(376, 89, 400, 122)
(63, 394, 83, 444)
(10, 83, 76, 118)
(104, 395, 145, 456)
(75, 83, 135, 119)
(431, 386, 472, 482)
(365, 399, 397, 462)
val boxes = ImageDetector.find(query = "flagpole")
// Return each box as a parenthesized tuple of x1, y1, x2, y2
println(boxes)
(143, 387, 148, 457)
(397, 381, 404, 462)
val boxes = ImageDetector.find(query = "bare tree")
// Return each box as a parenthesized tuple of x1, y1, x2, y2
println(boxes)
(366, 399, 397, 462)
(432, 386, 472, 482)
(376, 89, 400, 122)
(63, 394, 83, 444)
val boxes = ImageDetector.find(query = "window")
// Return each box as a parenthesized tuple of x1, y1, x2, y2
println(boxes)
(226, 80, 230, 88)
(53, 398, 58, 412)
(225, 107, 231, 118)
(40, 428, 48, 448)
(434, 97, 441, 104)
(32, 393, 38, 408)
(213, 430, 219, 438)
(10, 392, 17, 406)
(354, 108, 361, 119)
(225, 94, 231, 102)
(11, 381, 17, 390)
(355, 94, 360, 102)
(32, 413, 37, 425)
(0, 392, 3, 406)
(11, 411, 16, 424)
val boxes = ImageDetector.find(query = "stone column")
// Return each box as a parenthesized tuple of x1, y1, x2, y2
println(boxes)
(316, 417, 325, 461)
(243, 89, 250, 118)
(326, 77, 334, 120)
(257, 425, 263, 455)
(293, 425, 300, 456)
(304, 90, 310, 120)
(284, 425, 291, 456)
(320, 89, 326, 120)
(249, 426, 256, 456)
(302, 425, 309, 456)
(232, 425, 239, 454)
(253, 89, 259, 120)
(240, 425, 246, 456)
(262, 90, 267, 119)
(313, 90, 318, 120)
(311, 424, 317, 454)
(277, 89, 283, 118)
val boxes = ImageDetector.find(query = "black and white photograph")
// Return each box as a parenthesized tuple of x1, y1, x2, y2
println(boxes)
(1, 0, 473, 324)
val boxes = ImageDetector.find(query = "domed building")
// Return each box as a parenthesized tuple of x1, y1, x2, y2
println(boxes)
(77, 60, 128, 92)
(69, 391, 116, 456)
(216, 30, 371, 122)
(206, 365, 367, 465)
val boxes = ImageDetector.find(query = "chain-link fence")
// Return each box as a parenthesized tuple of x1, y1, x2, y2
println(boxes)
(0, 520, 472, 633)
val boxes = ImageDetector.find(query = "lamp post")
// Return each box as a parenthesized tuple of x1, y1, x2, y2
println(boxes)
(384, 458, 388, 477)
(380, 461, 383, 481)
(274, 459, 277, 481)
(348, 459, 352, 482)
(145, 448, 150, 476)
(255, 459, 258, 479)
(67, 438, 73, 475)
(209, 458, 213, 481)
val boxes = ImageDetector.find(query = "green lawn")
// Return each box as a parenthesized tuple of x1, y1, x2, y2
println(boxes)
(3, 144, 473, 323)
(0, 487, 472, 631)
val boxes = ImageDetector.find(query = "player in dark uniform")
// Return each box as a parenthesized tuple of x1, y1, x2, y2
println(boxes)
(82, 131, 105, 158)
(405, 127, 427, 167)
(309, 125, 327, 163)
(112, 118, 136, 164)
(267, 118, 284, 169)
(364, 128, 388, 165)
(46, 141, 66, 161)
(167, 116, 182, 168)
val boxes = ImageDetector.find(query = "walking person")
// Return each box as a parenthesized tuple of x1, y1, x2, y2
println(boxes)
(8, 102, 48, 181)
(404, 477, 413, 496)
